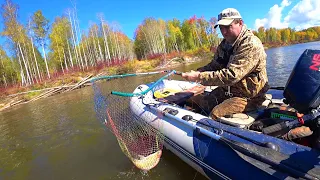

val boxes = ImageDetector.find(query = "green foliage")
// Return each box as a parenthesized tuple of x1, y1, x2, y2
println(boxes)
(1, 0, 25, 43)
(48, 16, 72, 71)
(106, 66, 118, 75)
(181, 19, 196, 50)
(256, 27, 266, 43)
(134, 18, 167, 59)
(31, 10, 49, 45)
(22, 91, 42, 101)
(133, 16, 219, 60)
(281, 29, 290, 43)
(166, 19, 184, 52)
(0, 46, 18, 86)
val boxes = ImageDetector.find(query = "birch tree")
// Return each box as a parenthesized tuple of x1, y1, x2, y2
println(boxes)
(31, 10, 50, 79)
(167, 19, 183, 52)
(98, 13, 111, 64)
(134, 18, 167, 59)
(67, 9, 80, 69)
(1, 0, 31, 85)
(28, 18, 41, 81)
(49, 16, 72, 72)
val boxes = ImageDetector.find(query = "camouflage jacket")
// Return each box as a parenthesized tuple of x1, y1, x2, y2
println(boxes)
(197, 25, 269, 98)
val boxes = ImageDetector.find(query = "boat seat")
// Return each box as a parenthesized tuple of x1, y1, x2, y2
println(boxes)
(216, 94, 272, 128)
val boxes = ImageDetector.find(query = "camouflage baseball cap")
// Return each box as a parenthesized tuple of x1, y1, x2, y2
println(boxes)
(214, 8, 242, 28)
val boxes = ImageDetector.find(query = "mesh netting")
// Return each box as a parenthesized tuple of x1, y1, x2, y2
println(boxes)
(92, 72, 173, 171)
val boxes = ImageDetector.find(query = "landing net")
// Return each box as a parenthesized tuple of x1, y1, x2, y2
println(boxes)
(91, 71, 175, 171)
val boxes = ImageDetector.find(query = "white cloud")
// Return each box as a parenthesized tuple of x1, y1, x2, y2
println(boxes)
(255, 18, 268, 29)
(281, 0, 291, 7)
(284, 0, 320, 29)
(254, 0, 291, 29)
(254, 0, 320, 30)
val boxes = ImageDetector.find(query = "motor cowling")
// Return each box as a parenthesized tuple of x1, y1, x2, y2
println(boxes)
(283, 49, 320, 113)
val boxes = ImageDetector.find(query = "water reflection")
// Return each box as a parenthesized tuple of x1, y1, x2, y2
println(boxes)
(266, 41, 320, 87)
(270, 47, 285, 69)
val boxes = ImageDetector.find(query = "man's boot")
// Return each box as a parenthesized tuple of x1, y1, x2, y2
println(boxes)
(282, 126, 313, 141)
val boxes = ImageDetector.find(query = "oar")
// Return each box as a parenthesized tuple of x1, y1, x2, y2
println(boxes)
(90, 70, 171, 82)
(148, 105, 319, 180)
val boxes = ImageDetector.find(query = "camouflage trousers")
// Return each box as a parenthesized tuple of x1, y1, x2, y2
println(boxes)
(186, 87, 266, 119)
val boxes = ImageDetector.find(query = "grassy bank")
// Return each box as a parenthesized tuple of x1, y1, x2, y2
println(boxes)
(0, 47, 212, 111)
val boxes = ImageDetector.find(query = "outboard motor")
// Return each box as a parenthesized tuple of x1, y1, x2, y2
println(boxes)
(283, 49, 320, 114)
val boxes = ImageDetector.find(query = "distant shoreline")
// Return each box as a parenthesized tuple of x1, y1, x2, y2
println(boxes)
(263, 40, 320, 50)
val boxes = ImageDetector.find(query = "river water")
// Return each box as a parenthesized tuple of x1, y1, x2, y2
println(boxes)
(0, 41, 320, 180)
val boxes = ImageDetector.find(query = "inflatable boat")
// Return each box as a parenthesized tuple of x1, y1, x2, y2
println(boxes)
(129, 49, 320, 179)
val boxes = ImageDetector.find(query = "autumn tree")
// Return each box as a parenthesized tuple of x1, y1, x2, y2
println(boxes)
(49, 16, 73, 72)
(281, 28, 290, 43)
(1, 0, 36, 86)
(257, 27, 266, 43)
(208, 17, 219, 47)
(181, 19, 196, 50)
(166, 19, 184, 52)
(31, 10, 50, 78)
(134, 18, 167, 59)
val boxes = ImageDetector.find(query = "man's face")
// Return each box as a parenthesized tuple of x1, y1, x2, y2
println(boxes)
(219, 20, 242, 43)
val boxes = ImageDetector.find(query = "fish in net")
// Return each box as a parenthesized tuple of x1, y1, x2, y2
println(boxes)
(91, 71, 175, 171)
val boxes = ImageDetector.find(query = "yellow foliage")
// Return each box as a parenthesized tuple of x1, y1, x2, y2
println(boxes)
(106, 67, 119, 75)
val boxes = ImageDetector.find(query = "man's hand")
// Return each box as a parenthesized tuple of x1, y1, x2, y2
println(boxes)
(182, 70, 201, 82)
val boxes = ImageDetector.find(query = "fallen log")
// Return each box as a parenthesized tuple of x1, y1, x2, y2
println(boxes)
(37, 87, 64, 99)
(0, 73, 108, 112)
(0, 98, 24, 111)
(8, 85, 76, 97)
(29, 88, 59, 102)
(66, 74, 93, 92)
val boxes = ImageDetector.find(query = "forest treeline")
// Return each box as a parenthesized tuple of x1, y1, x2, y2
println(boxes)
(0, 0, 220, 88)
(0, 0, 319, 89)
(253, 26, 320, 47)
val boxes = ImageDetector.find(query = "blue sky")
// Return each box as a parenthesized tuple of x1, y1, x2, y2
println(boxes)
(0, 0, 319, 43)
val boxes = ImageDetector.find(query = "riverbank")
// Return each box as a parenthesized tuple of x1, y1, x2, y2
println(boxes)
(0, 51, 212, 112)
(263, 40, 320, 49)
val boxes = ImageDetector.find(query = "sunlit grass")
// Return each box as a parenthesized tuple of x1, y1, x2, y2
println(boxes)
(22, 91, 42, 101)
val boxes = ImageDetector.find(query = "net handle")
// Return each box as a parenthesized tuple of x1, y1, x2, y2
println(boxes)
(111, 70, 177, 97)
(90, 70, 171, 83)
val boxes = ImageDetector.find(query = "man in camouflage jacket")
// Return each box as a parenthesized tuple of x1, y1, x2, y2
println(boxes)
(182, 8, 269, 119)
